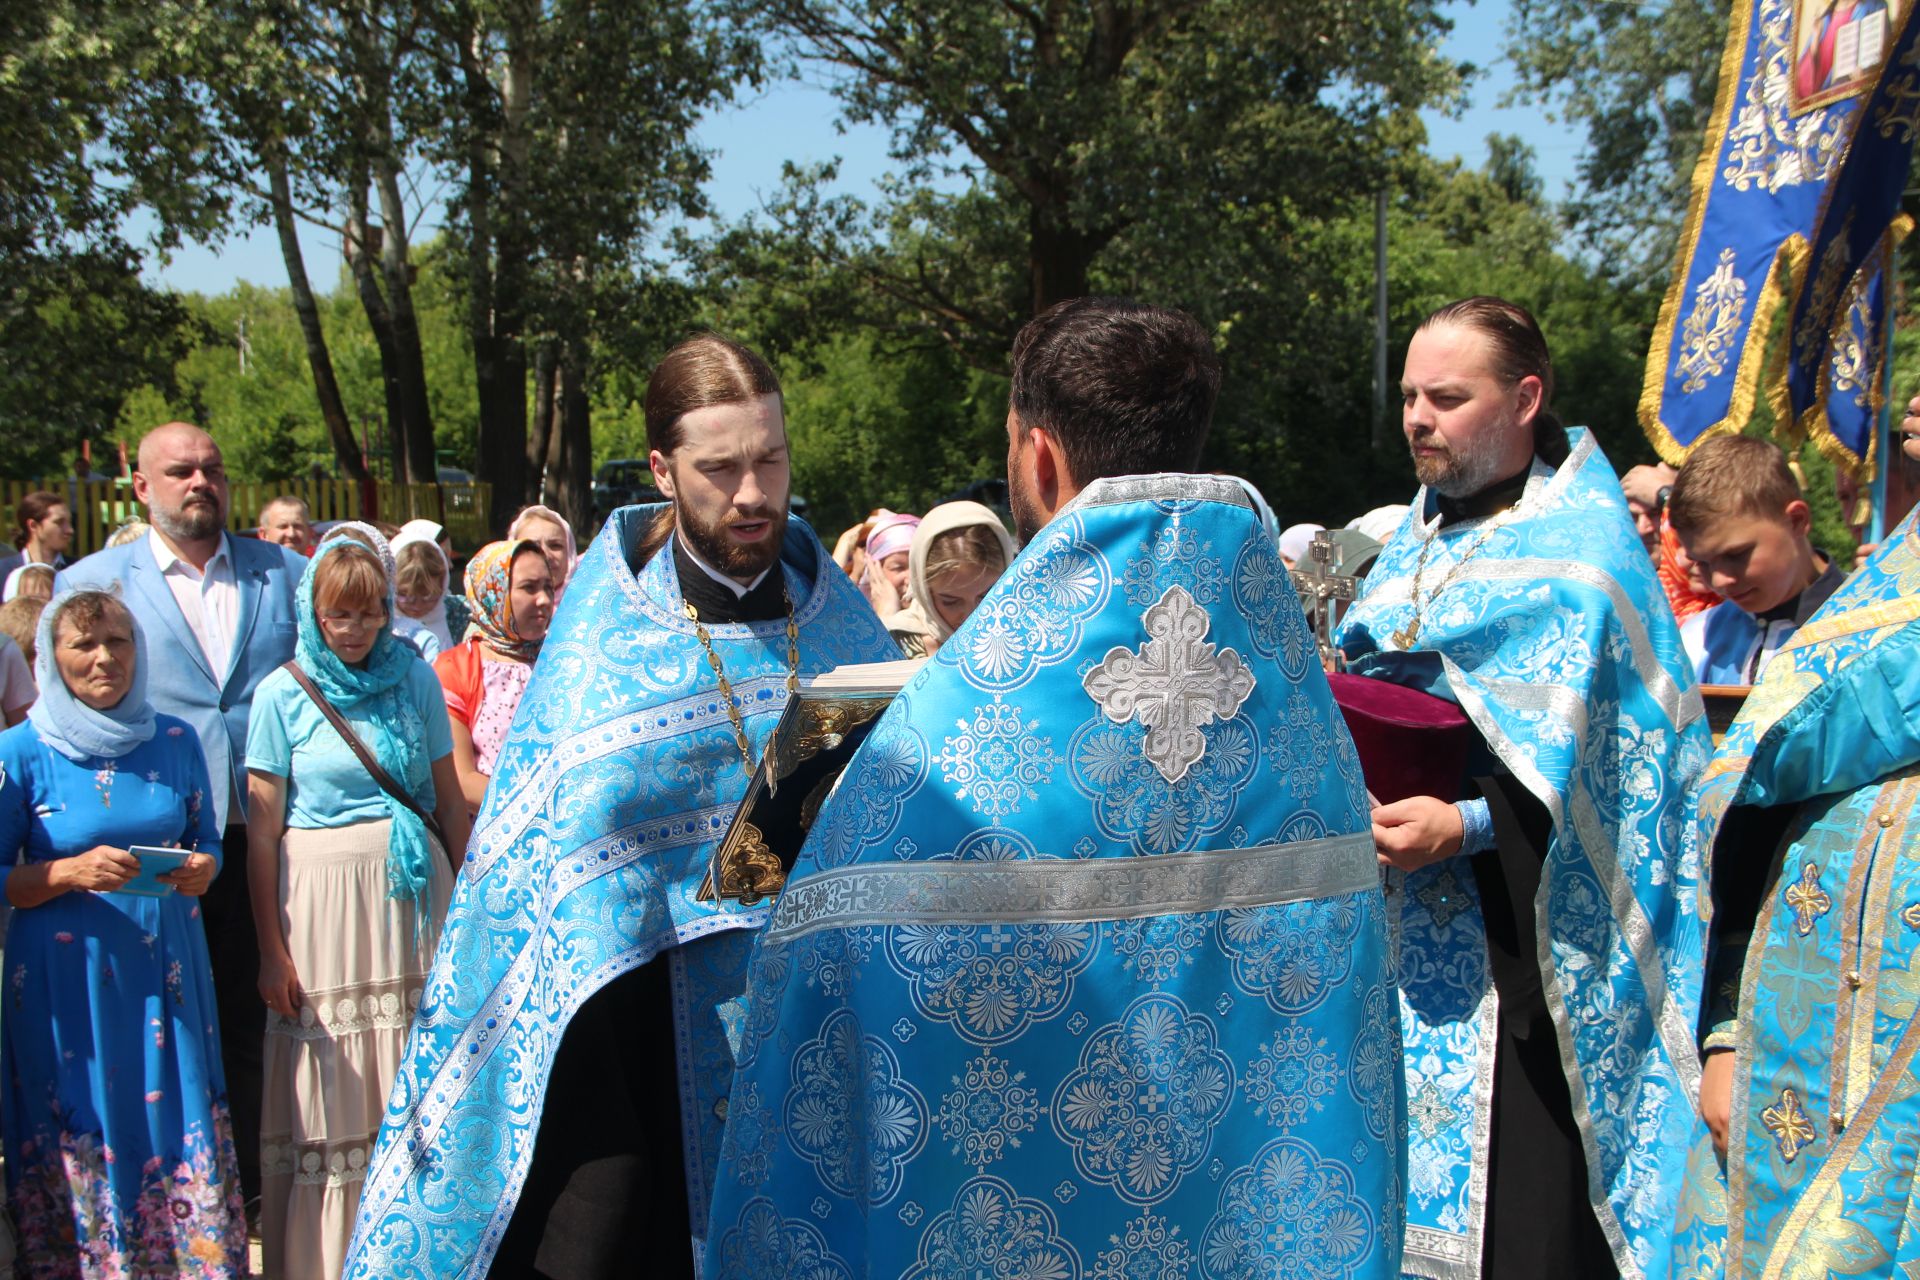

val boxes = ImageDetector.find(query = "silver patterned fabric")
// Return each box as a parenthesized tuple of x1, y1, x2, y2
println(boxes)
(705, 473, 1407, 1279)
(1338, 429, 1712, 1280)
(341, 507, 900, 1278)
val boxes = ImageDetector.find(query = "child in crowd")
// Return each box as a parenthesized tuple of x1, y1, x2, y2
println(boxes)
(0, 597, 44, 723)
(394, 535, 467, 652)
(0, 598, 43, 671)
(883, 501, 1015, 658)
(1667, 434, 1844, 684)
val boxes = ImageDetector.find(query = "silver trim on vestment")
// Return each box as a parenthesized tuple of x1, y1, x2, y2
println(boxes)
(765, 831, 1379, 942)
(1455, 557, 1699, 731)
(1062, 472, 1256, 515)
(1448, 669, 1645, 1280)
(465, 675, 790, 880)
(1459, 672, 1704, 1102)
(1397, 937, 1500, 1280)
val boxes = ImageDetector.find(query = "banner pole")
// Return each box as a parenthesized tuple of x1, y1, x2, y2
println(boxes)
(1872, 239, 1898, 545)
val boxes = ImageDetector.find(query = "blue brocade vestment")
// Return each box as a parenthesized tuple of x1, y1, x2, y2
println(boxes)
(706, 474, 1407, 1280)
(342, 508, 898, 1278)
(1669, 508, 1920, 1279)
(1337, 430, 1712, 1280)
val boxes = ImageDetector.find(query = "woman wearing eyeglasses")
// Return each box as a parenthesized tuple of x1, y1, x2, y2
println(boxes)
(243, 539, 471, 1280)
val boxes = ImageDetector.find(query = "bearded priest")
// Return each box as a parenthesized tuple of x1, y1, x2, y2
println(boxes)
(343, 335, 899, 1279)
(704, 297, 1406, 1278)
(1337, 297, 1709, 1280)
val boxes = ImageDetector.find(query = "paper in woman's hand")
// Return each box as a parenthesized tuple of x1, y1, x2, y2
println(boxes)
(118, 846, 190, 897)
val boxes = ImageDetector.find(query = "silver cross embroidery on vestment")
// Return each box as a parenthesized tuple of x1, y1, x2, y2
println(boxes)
(1082, 584, 1256, 784)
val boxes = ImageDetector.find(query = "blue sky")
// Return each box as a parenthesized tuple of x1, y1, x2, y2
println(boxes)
(138, 0, 1584, 296)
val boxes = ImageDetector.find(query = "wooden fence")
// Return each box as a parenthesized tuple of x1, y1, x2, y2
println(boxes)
(0, 477, 494, 560)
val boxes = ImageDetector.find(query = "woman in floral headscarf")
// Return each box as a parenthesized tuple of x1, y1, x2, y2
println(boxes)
(432, 539, 556, 813)
(244, 539, 470, 1280)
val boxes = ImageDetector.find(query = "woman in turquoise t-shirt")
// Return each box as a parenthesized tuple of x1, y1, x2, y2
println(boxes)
(244, 540, 470, 1280)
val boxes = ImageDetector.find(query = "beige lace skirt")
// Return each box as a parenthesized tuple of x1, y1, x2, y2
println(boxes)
(260, 817, 451, 1280)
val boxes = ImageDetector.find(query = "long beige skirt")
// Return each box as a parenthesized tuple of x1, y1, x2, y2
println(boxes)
(260, 818, 451, 1280)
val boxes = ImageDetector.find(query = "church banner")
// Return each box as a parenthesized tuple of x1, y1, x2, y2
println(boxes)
(1640, 0, 1917, 480)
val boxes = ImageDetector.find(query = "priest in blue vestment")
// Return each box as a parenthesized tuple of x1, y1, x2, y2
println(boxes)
(1667, 427, 1920, 1278)
(1337, 297, 1711, 1280)
(705, 297, 1406, 1278)
(342, 335, 899, 1279)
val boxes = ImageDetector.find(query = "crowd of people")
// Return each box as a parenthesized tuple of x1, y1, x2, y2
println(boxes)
(0, 292, 1911, 1280)
(0, 425, 588, 1276)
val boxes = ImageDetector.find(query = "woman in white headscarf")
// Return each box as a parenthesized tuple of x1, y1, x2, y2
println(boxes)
(2, 564, 55, 605)
(882, 502, 1017, 659)
(392, 520, 467, 651)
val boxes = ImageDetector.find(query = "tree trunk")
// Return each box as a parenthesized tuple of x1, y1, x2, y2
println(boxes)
(529, 342, 558, 493)
(554, 341, 594, 535)
(267, 157, 367, 482)
(542, 382, 562, 503)
(375, 158, 438, 485)
(1027, 205, 1106, 316)
(460, 22, 530, 531)
(345, 180, 407, 481)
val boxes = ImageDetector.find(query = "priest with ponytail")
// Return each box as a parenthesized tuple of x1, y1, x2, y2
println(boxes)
(1337, 297, 1709, 1279)
(344, 334, 897, 1280)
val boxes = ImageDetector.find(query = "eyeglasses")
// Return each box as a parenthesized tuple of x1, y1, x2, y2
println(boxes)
(319, 610, 388, 633)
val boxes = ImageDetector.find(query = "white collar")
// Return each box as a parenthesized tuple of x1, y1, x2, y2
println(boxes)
(677, 533, 770, 600)
(148, 528, 231, 576)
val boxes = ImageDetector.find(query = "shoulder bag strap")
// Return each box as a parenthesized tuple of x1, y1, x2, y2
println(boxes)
(280, 662, 447, 849)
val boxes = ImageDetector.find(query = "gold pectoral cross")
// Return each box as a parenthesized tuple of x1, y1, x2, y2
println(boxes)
(1393, 618, 1421, 648)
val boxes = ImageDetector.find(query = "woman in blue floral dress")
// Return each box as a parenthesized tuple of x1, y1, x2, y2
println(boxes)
(0, 589, 247, 1277)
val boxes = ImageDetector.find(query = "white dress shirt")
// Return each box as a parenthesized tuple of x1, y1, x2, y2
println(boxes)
(149, 528, 240, 684)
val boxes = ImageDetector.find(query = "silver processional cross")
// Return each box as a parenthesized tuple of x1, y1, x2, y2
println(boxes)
(1290, 531, 1357, 671)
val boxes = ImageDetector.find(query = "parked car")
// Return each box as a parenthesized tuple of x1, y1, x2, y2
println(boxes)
(943, 477, 1010, 518)
(592, 459, 663, 521)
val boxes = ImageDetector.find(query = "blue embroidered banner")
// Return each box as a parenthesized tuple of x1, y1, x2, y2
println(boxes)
(1640, 0, 1917, 480)
(1775, 0, 1919, 471)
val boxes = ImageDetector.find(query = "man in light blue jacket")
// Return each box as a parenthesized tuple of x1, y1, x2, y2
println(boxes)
(58, 422, 306, 1214)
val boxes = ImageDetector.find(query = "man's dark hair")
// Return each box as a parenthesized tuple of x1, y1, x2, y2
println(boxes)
(1009, 297, 1221, 482)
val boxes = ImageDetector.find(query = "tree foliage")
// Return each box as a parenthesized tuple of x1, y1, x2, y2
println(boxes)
(1, 248, 202, 476)
(744, 0, 1465, 362)
(1505, 0, 1726, 278)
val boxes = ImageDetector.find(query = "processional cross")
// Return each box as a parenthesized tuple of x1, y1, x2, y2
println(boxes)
(1290, 531, 1358, 671)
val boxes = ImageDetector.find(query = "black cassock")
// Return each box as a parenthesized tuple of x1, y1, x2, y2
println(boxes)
(1464, 766, 1617, 1280)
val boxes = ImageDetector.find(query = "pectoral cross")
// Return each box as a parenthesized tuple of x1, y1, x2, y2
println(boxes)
(1290, 531, 1359, 671)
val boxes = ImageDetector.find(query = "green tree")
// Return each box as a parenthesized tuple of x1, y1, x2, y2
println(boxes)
(0, 248, 201, 476)
(1505, 0, 1727, 279)
(412, 0, 761, 531)
(2, 0, 235, 468)
(744, 0, 1464, 361)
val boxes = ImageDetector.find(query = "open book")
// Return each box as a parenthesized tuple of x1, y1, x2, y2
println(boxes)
(696, 658, 923, 905)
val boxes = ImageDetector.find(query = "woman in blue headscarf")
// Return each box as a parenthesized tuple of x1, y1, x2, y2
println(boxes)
(0, 588, 247, 1274)
(244, 538, 470, 1280)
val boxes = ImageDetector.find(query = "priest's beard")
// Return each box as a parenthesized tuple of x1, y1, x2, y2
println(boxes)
(675, 497, 788, 581)
(1409, 424, 1516, 499)
(1008, 469, 1044, 547)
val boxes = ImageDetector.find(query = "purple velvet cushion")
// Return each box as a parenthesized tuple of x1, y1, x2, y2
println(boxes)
(1327, 672, 1474, 805)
